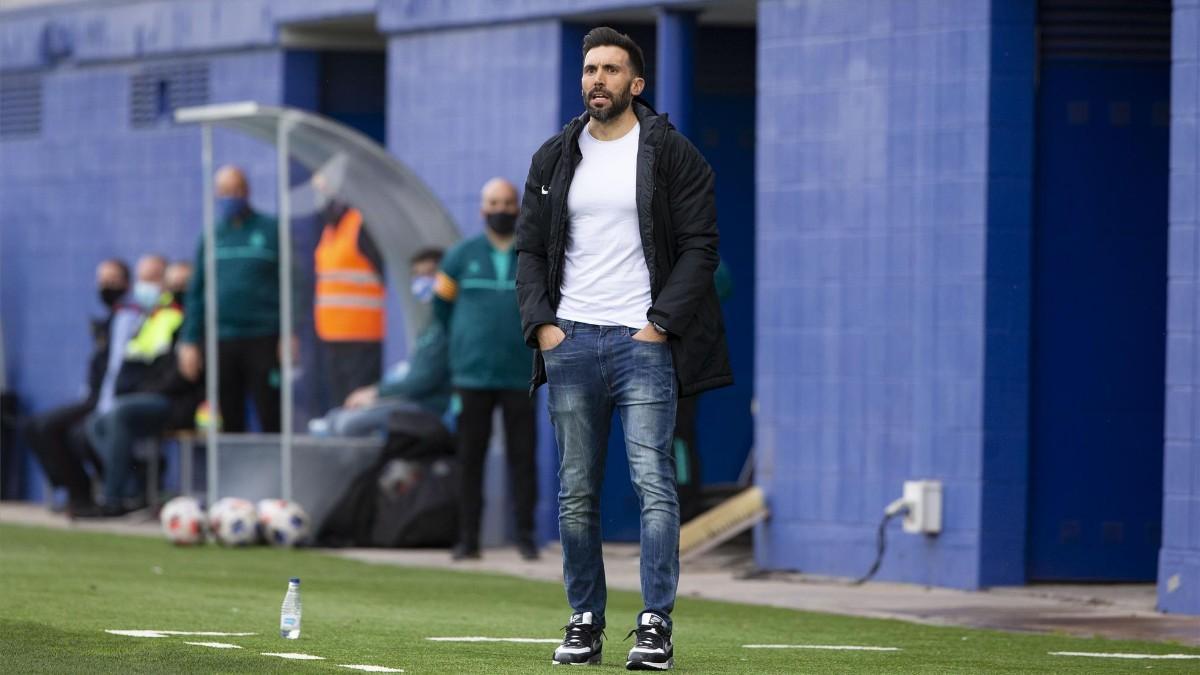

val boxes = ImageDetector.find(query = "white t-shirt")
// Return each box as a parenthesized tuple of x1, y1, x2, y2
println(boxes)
(557, 122, 652, 329)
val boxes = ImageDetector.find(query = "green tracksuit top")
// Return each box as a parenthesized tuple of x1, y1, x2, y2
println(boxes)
(378, 321, 452, 415)
(180, 209, 281, 344)
(433, 234, 530, 391)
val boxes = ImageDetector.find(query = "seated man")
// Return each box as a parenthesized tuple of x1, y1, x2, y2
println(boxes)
(22, 258, 131, 514)
(311, 249, 450, 437)
(76, 260, 202, 518)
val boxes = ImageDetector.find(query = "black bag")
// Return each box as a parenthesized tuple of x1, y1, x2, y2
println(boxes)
(316, 408, 458, 547)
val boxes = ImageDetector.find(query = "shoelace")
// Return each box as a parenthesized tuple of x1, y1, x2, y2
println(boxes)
(560, 623, 602, 648)
(625, 625, 666, 650)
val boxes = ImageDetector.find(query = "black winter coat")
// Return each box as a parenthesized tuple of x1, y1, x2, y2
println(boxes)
(515, 100, 733, 397)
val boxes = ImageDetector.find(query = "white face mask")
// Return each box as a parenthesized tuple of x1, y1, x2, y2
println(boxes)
(132, 281, 162, 310)
(410, 275, 436, 304)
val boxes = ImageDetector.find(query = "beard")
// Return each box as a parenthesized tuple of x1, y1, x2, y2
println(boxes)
(583, 84, 633, 123)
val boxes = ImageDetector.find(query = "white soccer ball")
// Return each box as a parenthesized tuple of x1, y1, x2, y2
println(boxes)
(160, 496, 205, 545)
(256, 498, 287, 537)
(208, 497, 258, 546)
(262, 500, 311, 547)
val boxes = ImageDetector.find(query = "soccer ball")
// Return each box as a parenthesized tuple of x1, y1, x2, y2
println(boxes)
(208, 497, 258, 546)
(262, 500, 311, 547)
(160, 496, 205, 545)
(255, 498, 287, 537)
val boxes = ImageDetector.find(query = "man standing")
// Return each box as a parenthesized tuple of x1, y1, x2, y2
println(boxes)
(515, 27, 731, 670)
(436, 178, 538, 562)
(312, 173, 386, 407)
(177, 165, 282, 433)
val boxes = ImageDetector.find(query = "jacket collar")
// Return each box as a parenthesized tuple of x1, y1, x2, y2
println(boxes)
(562, 96, 668, 160)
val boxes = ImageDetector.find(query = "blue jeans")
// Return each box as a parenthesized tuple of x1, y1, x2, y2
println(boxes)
(86, 393, 170, 503)
(542, 319, 679, 629)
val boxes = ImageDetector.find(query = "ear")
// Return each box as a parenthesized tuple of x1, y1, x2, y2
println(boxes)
(631, 77, 645, 96)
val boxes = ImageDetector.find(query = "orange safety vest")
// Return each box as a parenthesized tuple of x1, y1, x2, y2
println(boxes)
(314, 208, 386, 342)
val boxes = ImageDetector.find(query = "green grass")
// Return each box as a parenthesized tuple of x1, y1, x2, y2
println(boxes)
(1, 523, 1197, 673)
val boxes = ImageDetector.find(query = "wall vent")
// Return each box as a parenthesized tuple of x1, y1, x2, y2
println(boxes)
(0, 74, 43, 139)
(1039, 0, 1171, 62)
(130, 61, 210, 128)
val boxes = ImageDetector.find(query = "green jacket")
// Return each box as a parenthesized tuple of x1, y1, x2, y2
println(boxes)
(433, 234, 530, 391)
(181, 209, 281, 344)
(378, 321, 451, 414)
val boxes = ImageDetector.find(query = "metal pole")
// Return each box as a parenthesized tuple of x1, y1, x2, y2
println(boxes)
(277, 115, 294, 501)
(201, 123, 220, 507)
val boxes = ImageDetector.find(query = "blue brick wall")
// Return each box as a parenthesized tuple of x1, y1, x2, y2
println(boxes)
(385, 20, 565, 539)
(0, 49, 287, 422)
(1162, 0, 1200, 616)
(754, 0, 1035, 589)
(385, 21, 563, 233)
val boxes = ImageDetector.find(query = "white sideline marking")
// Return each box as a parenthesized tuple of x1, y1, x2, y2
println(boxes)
(106, 630, 169, 638)
(185, 642, 242, 649)
(339, 666, 405, 673)
(262, 652, 326, 660)
(426, 636, 562, 644)
(106, 630, 257, 638)
(1050, 651, 1200, 660)
(742, 644, 900, 652)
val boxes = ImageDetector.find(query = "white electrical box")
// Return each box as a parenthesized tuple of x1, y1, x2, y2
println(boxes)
(902, 480, 942, 534)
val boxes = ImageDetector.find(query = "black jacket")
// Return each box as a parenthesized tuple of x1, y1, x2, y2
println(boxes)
(515, 100, 733, 397)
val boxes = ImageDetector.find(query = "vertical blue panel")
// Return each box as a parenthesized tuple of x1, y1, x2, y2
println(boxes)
(1028, 63, 1168, 581)
(1161, 0, 1200, 616)
(655, 9, 696, 138)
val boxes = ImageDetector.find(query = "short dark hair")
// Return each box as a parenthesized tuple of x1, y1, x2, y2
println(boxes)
(102, 258, 131, 284)
(582, 27, 645, 79)
(410, 248, 444, 267)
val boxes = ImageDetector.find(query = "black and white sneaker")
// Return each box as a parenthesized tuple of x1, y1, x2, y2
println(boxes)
(552, 611, 603, 666)
(625, 612, 673, 670)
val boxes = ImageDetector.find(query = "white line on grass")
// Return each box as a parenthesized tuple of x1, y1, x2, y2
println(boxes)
(338, 666, 405, 673)
(742, 645, 901, 652)
(105, 630, 257, 638)
(1050, 651, 1200, 660)
(184, 642, 242, 649)
(261, 653, 326, 660)
(426, 637, 562, 644)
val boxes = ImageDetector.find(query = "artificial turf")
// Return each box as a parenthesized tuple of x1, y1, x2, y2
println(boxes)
(0, 523, 1197, 673)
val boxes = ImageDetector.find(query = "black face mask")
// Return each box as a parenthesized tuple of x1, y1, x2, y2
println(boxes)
(321, 199, 348, 226)
(485, 212, 517, 236)
(170, 291, 185, 308)
(99, 287, 126, 308)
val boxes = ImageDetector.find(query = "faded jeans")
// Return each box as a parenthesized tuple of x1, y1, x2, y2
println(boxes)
(542, 319, 679, 629)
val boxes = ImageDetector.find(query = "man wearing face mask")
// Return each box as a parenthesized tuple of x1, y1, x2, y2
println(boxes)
(22, 258, 130, 514)
(435, 177, 538, 561)
(177, 165, 283, 433)
(311, 173, 387, 408)
(77, 260, 203, 517)
(313, 248, 451, 436)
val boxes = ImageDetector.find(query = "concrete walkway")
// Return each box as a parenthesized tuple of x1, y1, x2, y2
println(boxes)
(3, 502, 1197, 646)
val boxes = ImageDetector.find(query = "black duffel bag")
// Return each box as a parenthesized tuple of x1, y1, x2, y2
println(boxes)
(317, 407, 458, 548)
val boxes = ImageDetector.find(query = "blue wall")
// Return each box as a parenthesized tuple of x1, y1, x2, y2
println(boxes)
(753, 0, 1035, 589)
(1162, 0, 1200, 616)
(386, 19, 566, 540)
(1, 0, 1196, 615)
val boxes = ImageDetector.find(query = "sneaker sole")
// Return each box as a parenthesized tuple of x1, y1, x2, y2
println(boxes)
(625, 657, 673, 671)
(551, 653, 602, 666)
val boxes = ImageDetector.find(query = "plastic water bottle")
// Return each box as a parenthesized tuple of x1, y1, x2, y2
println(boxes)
(280, 577, 302, 639)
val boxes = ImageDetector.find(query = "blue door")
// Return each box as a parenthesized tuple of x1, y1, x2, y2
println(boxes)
(1028, 62, 1168, 580)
